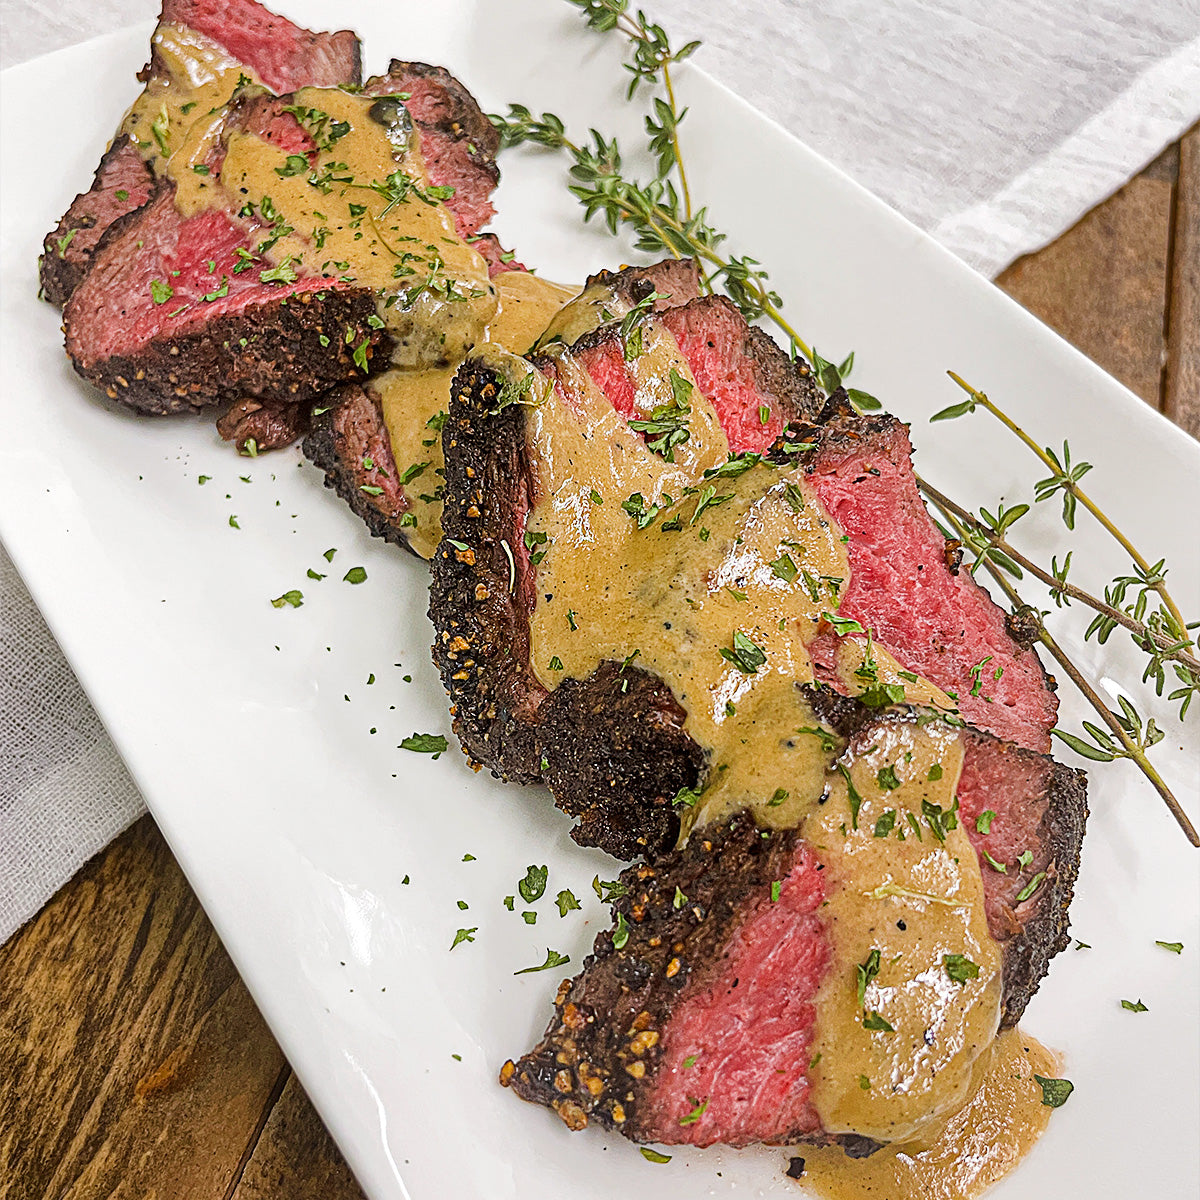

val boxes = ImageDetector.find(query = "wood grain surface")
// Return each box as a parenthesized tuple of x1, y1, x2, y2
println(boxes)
(2, 134, 1197, 1200)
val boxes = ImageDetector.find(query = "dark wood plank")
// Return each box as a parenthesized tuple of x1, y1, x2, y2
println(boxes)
(0, 816, 289, 1200)
(1165, 124, 1200, 438)
(996, 148, 1176, 406)
(230, 1075, 365, 1200)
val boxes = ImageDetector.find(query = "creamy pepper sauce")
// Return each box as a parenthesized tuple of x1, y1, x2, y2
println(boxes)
(802, 1029, 1059, 1199)
(376, 272, 577, 558)
(121, 23, 261, 165)
(512, 327, 1054, 1197)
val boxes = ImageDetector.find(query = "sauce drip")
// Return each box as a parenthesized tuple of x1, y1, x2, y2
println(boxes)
(800, 1028, 1059, 1199)
(377, 272, 578, 558)
(121, 24, 260, 164)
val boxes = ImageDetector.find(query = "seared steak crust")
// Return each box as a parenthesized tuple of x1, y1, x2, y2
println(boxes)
(430, 292, 826, 856)
(40, 136, 154, 308)
(503, 815, 810, 1138)
(803, 684, 1087, 1026)
(65, 185, 391, 415)
(538, 662, 705, 859)
(302, 383, 417, 554)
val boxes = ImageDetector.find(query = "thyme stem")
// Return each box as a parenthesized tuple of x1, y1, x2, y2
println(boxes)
(925, 489, 1198, 846)
(660, 59, 692, 220)
(946, 371, 1191, 640)
(916, 476, 1200, 673)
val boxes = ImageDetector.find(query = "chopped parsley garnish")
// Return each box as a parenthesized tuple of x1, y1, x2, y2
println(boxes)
(400, 732, 447, 757)
(672, 786, 701, 809)
(567, 609, 578, 631)
(323, 547, 337, 562)
(261, 257, 299, 284)
(770, 553, 799, 583)
(873, 810, 896, 838)
(768, 787, 789, 807)
(270, 590, 303, 608)
(795, 725, 837, 752)
(678, 1097, 709, 1126)
(689, 483, 733, 525)
(922, 797, 959, 842)
(612, 912, 631, 949)
(682, 1054, 699, 1069)
(555, 889, 581, 916)
(228, 515, 240, 529)
(115, 189, 129, 201)
(838, 764, 864, 829)
(876, 764, 901, 790)
(592, 876, 628, 902)
(450, 927, 477, 950)
(621, 491, 672, 529)
(822, 611, 865, 636)
(522, 911, 537, 924)
(628, 368, 693, 460)
(343, 566, 367, 584)
(862, 1011, 895, 1032)
(1120, 998, 1149, 1012)
(981, 849, 1007, 873)
(975, 808, 996, 833)
(640, 1148, 672, 1164)
(197, 475, 211, 485)
(673, 886, 688, 909)
(858, 1075, 871, 1091)
(1156, 940, 1183, 953)
(928, 762, 945, 782)
(719, 630, 766, 674)
(1034, 1074, 1074, 1107)
(943, 953, 980, 985)
(1015, 871, 1046, 902)
(548, 656, 564, 671)
(149, 279, 173, 304)
(856, 948, 881, 1006)
(770, 880, 782, 902)
(275, 153, 310, 177)
(517, 864, 548, 904)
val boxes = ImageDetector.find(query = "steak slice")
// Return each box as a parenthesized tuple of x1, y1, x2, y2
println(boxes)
(363, 62, 500, 241)
(431, 317, 1060, 856)
(803, 685, 1086, 1026)
(41, 138, 155, 308)
(430, 293, 823, 841)
(797, 394, 1058, 752)
(503, 696, 1086, 1149)
(215, 60, 510, 455)
(40, 0, 361, 307)
(63, 75, 501, 413)
(305, 260, 703, 561)
(63, 180, 390, 415)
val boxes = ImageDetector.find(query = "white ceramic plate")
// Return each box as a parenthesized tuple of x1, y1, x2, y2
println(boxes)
(2, 4, 1197, 1196)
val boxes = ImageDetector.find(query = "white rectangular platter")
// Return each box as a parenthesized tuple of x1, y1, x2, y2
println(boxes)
(1, 2, 1197, 1196)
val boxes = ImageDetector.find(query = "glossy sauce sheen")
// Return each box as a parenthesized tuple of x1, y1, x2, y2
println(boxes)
(522, 338, 1040, 1192)
(122, 24, 260, 163)
(801, 1029, 1058, 1199)
(170, 86, 495, 368)
(378, 273, 576, 558)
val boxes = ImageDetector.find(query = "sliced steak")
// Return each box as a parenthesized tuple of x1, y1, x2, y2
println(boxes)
(431, 315, 1059, 857)
(363, 62, 499, 241)
(40, 0, 361, 307)
(797, 393, 1058, 752)
(430, 292, 821, 836)
(803, 684, 1086, 1026)
(306, 260, 702, 561)
(503, 695, 1086, 1149)
(302, 381, 415, 551)
(63, 180, 390, 414)
(41, 138, 155, 308)
(154, 0, 360, 95)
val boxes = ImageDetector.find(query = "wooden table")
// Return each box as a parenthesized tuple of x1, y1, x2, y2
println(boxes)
(3, 126, 1197, 1200)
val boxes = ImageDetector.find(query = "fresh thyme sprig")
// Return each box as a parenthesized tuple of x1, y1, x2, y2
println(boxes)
(924, 489, 1198, 846)
(916, 477, 1200, 685)
(497, 0, 1196, 843)
(932, 372, 1198, 721)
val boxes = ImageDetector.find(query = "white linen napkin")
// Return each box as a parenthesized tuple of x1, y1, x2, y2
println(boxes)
(1, 0, 1197, 942)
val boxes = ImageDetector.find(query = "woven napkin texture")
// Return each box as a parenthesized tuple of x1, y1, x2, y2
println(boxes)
(1, 0, 1198, 942)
